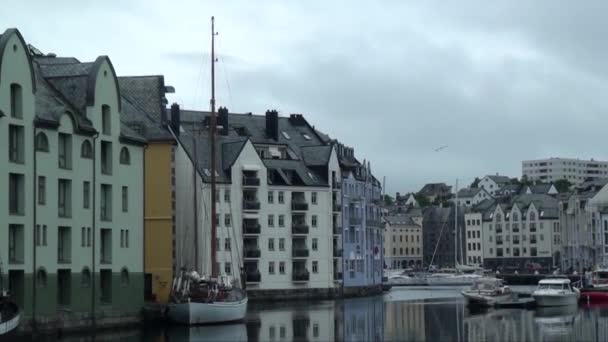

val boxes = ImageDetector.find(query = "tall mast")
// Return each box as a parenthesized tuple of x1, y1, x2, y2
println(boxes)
(454, 179, 459, 267)
(210, 16, 218, 277)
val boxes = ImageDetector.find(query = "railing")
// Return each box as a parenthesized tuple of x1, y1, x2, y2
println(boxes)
(244, 248, 261, 258)
(292, 201, 309, 211)
(243, 199, 261, 210)
(292, 223, 309, 235)
(293, 270, 310, 281)
(246, 271, 261, 282)
(242, 176, 260, 187)
(292, 248, 309, 258)
(349, 217, 362, 226)
(243, 222, 261, 234)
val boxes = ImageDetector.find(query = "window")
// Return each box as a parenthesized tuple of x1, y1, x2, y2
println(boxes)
(120, 147, 130, 165)
(312, 261, 318, 273)
(36, 132, 49, 152)
(57, 226, 71, 263)
(43, 225, 47, 246)
(268, 238, 275, 251)
(531, 247, 538, 256)
(225, 238, 231, 251)
(102, 105, 111, 135)
(312, 192, 317, 204)
(225, 214, 231, 226)
(101, 141, 113, 175)
(224, 189, 230, 203)
(38, 176, 46, 205)
(8, 225, 23, 264)
(100, 184, 112, 221)
(215, 190, 220, 203)
(269, 262, 275, 274)
(10, 84, 22, 119)
(83, 181, 90, 209)
(81, 140, 93, 158)
(87, 227, 91, 247)
(312, 215, 318, 227)
(268, 215, 274, 227)
(279, 262, 285, 274)
(279, 215, 285, 227)
(58, 179, 72, 218)
(279, 238, 285, 251)
(9, 125, 24, 163)
(216, 238, 220, 251)
(81, 227, 86, 247)
(268, 191, 274, 203)
(58, 133, 72, 169)
(81, 268, 91, 287)
(37, 268, 47, 288)
(278, 191, 284, 204)
(312, 238, 318, 251)
(122, 186, 128, 212)
(270, 327, 275, 340)
(224, 263, 232, 275)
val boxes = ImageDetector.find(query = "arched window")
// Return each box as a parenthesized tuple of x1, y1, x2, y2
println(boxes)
(10, 83, 23, 119)
(496, 213, 502, 222)
(529, 211, 536, 221)
(512, 213, 519, 222)
(120, 147, 130, 165)
(37, 268, 47, 288)
(121, 268, 130, 286)
(81, 267, 91, 287)
(81, 140, 93, 159)
(35, 132, 49, 152)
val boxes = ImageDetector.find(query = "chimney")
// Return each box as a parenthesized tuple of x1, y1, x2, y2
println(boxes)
(170, 103, 180, 136)
(289, 114, 306, 126)
(265, 109, 279, 140)
(218, 106, 229, 136)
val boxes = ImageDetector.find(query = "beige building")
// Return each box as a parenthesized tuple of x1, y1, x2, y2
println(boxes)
(383, 214, 423, 269)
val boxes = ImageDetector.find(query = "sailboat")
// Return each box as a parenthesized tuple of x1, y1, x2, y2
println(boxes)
(0, 259, 20, 336)
(426, 180, 483, 286)
(167, 16, 248, 325)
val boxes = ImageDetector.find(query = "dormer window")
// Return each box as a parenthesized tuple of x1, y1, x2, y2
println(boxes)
(302, 133, 311, 140)
(281, 131, 291, 140)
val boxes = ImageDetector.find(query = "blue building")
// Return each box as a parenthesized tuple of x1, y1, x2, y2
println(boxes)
(335, 143, 383, 289)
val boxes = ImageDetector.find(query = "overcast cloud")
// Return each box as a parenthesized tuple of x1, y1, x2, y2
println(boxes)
(4, 1, 608, 194)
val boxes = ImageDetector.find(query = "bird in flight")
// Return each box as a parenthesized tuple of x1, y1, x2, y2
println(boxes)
(434, 145, 448, 152)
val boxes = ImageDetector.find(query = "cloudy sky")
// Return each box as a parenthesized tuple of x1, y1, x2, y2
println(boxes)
(4, 1, 608, 194)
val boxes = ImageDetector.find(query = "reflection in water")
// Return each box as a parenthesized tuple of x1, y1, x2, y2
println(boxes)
(53, 290, 608, 341)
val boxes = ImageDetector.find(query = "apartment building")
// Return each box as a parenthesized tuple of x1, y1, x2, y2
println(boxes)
(522, 157, 608, 184)
(383, 215, 423, 269)
(174, 108, 341, 293)
(0, 28, 144, 324)
(422, 206, 465, 268)
(480, 194, 560, 271)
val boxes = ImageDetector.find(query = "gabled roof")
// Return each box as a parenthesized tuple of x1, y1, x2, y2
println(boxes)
(384, 215, 421, 227)
(419, 183, 452, 196)
(485, 175, 512, 186)
(458, 187, 484, 198)
(300, 145, 332, 167)
(522, 183, 556, 195)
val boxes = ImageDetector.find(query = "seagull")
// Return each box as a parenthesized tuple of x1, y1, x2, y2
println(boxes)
(434, 145, 448, 152)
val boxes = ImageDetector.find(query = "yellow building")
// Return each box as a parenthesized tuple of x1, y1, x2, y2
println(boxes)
(118, 76, 176, 303)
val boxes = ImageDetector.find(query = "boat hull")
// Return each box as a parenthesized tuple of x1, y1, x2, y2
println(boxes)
(580, 289, 608, 304)
(0, 301, 19, 336)
(533, 294, 578, 307)
(168, 298, 248, 325)
(462, 291, 513, 307)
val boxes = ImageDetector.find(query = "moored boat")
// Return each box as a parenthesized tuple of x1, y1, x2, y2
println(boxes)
(462, 278, 514, 307)
(532, 278, 579, 307)
(426, 272, 483, 286)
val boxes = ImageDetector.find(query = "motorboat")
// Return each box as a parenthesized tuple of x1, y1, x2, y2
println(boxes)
(532, 278, 579, 307)
(579, 269, 608, 303)
(387, 271, 428, 286)
(168, 271, 248, 325)
(461, 278, 514, 307)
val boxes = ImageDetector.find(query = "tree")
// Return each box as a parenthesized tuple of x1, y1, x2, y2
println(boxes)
(520, 175, 533, 186)
(383, 194, 394, 206)
(554, 179, 572, 193)
(414, 194, 431, 207)
(470, 177, 481, 188)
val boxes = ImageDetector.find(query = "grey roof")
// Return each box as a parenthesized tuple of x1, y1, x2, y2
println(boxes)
(473, 194, 559, 220)
(384, 215, 420, 226)
(487, 175, 512, 186)
(419, 183, 452, 196)
(523, 183, 555, 195)
(458, 187, 482, 198)
(300, 145, 332, 166)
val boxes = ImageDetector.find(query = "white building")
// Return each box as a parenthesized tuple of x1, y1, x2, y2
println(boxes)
(1, 28, 145, 323)
(522, 157, 608, 184)
(464, 211, 484, 266)
(174, 108, 341, 293)
(456, 187, 491, 207)
(478, 175, 512, 196)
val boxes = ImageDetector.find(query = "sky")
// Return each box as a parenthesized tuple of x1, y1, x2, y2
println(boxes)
(4, 1, 608, 194)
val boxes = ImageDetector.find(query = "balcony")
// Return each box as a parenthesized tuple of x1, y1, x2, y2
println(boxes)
(333, 249, 343, 258)
(242, 176, 260, 187)
(246, 270, 261, 283)
(293, 270, 310, 282)
(292, 201, 309, 211)
(244, 247, 261, 258)
(349, 217, 362, 226)
(292, 223, 309, 235)
(292, 248, 309, 258)
(496, 240, 503, 246)
(243, 220, 261, 234)
(333, 203, 341, 212)
(530, 239, 537, 245)
(333, 223, 342, 235)
(243, 199, 260, 211)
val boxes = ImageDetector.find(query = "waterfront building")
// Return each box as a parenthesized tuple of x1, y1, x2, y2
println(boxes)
(422, 206, 465, 268)
(463, 201, 493, 267)
(0, 28, 145, 325)
(479, 194, 560, 271)
(522, 157, 608, 184)
(173, 108, 342, 294)
(383, 214, 423, 269)
(417, 183, 452, 203)
(455, 187, 491, 207)
(478, 174, 512, 196)
(334, 144, 383, 289)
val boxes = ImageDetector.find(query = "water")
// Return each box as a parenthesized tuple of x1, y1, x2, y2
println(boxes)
(46, 286, 608, 341)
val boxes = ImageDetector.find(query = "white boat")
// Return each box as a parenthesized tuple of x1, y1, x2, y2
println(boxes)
(0, 260, 20, 336)
(532, 278, 580, 307)
(168, 272, 248, 324)
(426, 272, 483, 286)
(461, 278, 514, 307)
(387, 272, 428, 286)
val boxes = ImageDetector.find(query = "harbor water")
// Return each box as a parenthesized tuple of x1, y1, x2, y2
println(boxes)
(38, 286, 608, 341)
